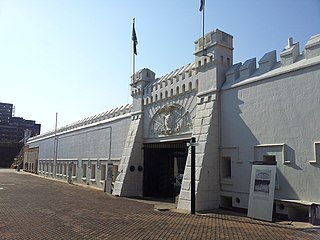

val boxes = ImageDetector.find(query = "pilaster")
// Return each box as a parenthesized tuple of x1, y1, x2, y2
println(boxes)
(113, 113, 143, 197)
(177, 92, 220, 211)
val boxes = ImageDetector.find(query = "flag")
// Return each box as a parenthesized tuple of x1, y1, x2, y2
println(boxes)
(132, 20, 138, 55)
(199, 0, 205, 11)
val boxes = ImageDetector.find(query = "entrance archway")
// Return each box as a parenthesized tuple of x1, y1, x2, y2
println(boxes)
(143, 140, 188, 199)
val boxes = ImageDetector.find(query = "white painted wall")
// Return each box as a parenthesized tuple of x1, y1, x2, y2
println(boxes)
(27, 113, 131, 188)
(221, 62, 320, 207)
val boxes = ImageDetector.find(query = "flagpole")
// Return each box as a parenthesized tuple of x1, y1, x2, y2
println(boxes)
(202, 2, 205, 56)
(132, 18, 136, 84)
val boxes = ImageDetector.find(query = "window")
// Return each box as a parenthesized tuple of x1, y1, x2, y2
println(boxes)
(165, 91, 168, 98)
(101, 164, 106, 181)
(170, 89, 173, 97)
(263, 155, 276, 164)
(189, 82, 192, 91)
(312, 142, 320, 164)
(254, 144, 288, 163)
(221, 157, 231, 178)
(63, 163, 67, 176)
(176, 86, 179, 95)
(72, 163, 76, 177)
(91, 164, 96, 180)
(83, 164, 87, 178)
(112, 165, 118, 182)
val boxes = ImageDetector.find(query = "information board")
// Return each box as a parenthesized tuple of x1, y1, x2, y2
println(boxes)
(247, 164, 276, 222)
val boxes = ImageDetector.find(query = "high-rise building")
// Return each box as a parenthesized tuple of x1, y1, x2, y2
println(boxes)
(0, 102, 41, 167)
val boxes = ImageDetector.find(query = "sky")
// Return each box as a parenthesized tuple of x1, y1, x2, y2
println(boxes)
(0, 0, 319, 133)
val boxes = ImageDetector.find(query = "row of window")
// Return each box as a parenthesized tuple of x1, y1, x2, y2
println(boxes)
(220, 142, 320, 180)
(24, 162, 36, 172)
(38, 161, 118, 183)
(82, 163, 118, 182)
(39, 162, 77, 177)
(221, 155, 277, 179)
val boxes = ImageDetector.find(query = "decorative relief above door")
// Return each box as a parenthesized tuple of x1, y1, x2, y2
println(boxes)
(149, 104, 192, 136)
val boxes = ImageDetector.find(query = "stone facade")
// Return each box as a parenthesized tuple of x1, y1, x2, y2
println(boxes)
(27, 104, 132, 189)
(26, 29, 320, 222)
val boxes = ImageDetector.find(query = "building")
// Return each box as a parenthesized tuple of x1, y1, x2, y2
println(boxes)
(26, 29, 320, 223)
(0, 102, 41, 167)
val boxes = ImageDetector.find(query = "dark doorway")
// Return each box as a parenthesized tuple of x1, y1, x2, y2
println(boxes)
(143, 141, 188, 199)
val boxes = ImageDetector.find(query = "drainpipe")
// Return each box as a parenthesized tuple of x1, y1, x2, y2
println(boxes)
(190, 137, 196, 214)
(106, 127, 113, 193)
(53, 112, 58, 176)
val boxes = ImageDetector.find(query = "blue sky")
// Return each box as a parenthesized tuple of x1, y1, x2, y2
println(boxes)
(0, 0, 319, 133)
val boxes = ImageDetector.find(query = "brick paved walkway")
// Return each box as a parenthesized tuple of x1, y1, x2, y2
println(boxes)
(0, 169, 319, 240)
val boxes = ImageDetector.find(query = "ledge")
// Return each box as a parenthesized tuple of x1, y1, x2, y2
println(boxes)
(309, 160, 318, 165)
(275, 198, 320, 206)
(81, 177, 87, 181)
(220, 178, 233, 185)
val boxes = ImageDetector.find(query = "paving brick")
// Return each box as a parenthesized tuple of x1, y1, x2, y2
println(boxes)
(0, 169, 319, 240)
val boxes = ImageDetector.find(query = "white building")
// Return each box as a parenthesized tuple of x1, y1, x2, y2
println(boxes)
(26, 29, 320, 224)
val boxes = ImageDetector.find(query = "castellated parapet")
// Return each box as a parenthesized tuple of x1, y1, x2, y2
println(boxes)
(142, 29, 234, 106)
(29, 104, 132, 141)
(223, 33, 320, 89)
(142, 63, 199, 105)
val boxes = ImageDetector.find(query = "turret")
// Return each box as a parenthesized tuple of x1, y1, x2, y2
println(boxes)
(194, 29, 233, 91)
(131, 68, 155, 112)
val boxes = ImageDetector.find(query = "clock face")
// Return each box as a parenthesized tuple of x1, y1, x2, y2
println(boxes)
(149, 104, 192, 136)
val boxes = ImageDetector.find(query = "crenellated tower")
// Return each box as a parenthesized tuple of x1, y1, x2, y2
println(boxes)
(131, 68, 155, 112)
(194, 29, 233, 91)
(113, 68, 155, 197)
(178, 29, 235, 211)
